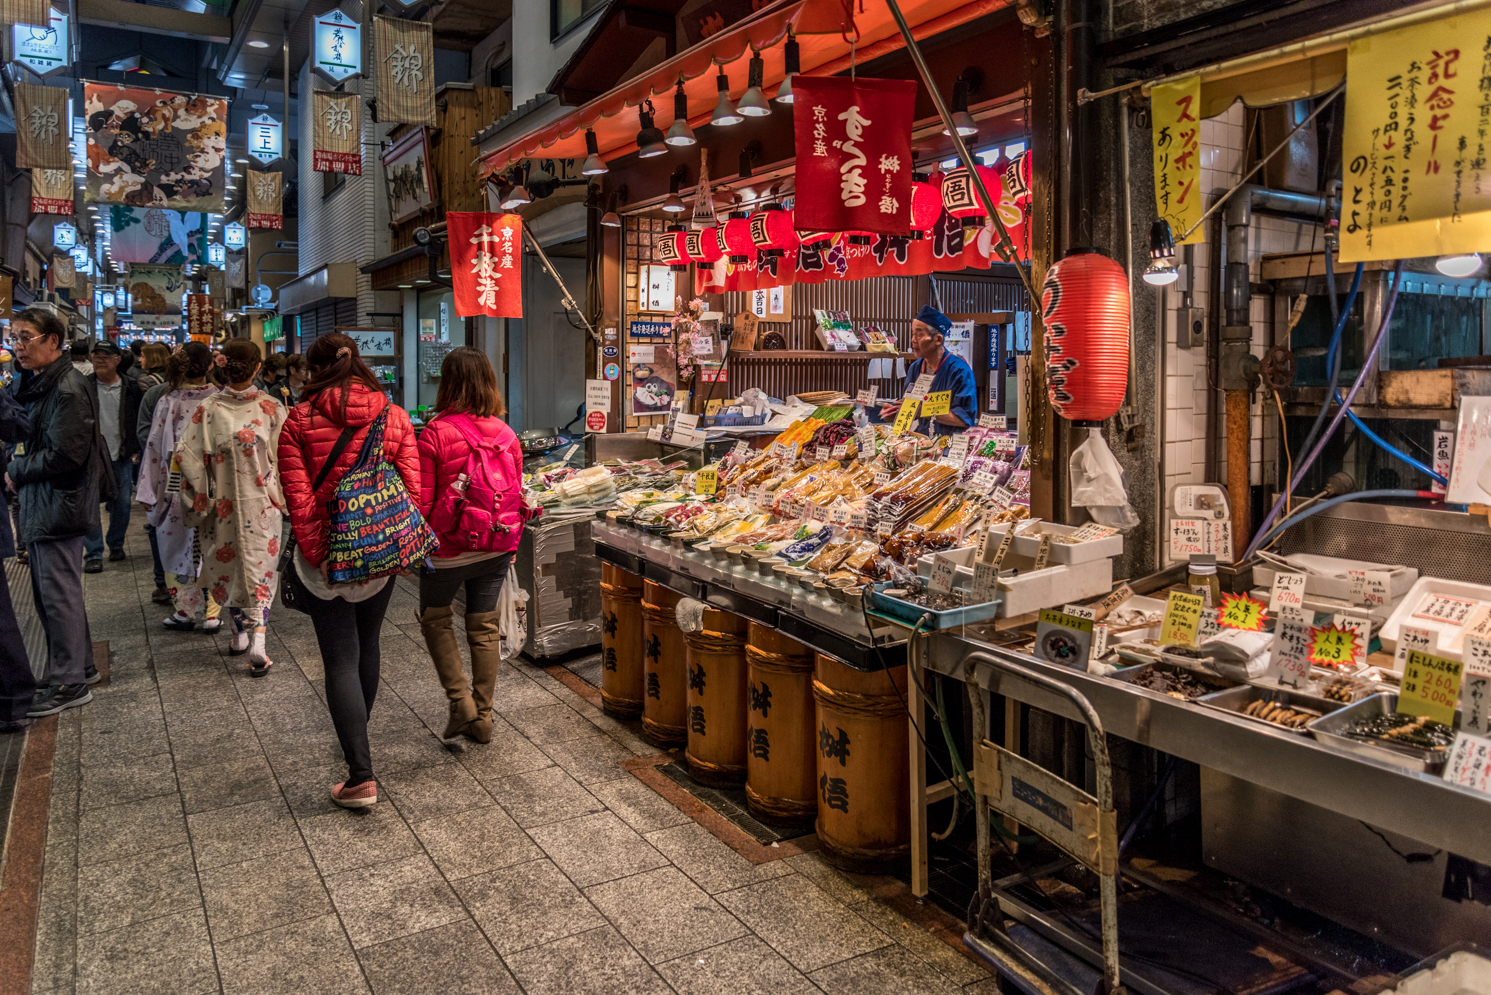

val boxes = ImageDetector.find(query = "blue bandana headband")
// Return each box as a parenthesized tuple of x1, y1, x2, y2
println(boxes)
(915, 305, 952, 335)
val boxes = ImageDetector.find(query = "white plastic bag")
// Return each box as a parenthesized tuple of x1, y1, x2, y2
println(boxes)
(497, 560, 530, 659)
(1069, 427, 1140, 531)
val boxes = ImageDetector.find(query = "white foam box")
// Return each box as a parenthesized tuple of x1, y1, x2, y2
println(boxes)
(986, 520, 1124, 565)
(1378, 575, 1491, 665)
(1253, 553, 1418, 603)
(917, 546, 1113, 618)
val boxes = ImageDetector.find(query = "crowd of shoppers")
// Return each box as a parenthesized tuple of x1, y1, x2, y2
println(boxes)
(0, 321, 530, 814)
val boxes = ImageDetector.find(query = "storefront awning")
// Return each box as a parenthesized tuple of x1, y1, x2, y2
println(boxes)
(479, 0, 1009, 176)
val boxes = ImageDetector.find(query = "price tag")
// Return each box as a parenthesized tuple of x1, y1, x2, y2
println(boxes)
(1462, 636, 1491, 734)
(993, 436, 1018, 453)
(1208, 521, 1232, 558)
(1467, 635, 1491, 678)
(1361, 570, 1391, 608)
(928, 554, 958, 595)
(1399, 650, 1464, 727)
(562, 444, 579, 463)
(876, 519, 893, 537)
(811, 504, 830, 522)
(1433, 430, 1455, 496)
(991, 485, 1015, 509)
(1268, 572, 1307, 615)
(1160, 591, 1206, 646)
(831, 443, 848, 459)
(973, 560, 1000, 604)
(1066, 522, 1118, 543)
(946, 434, 970, 466)
(1331, 613, 1371, 668)
(1169, 519, 1205, 557)
(1442, 732, 1491, 792)
(1035, 609, 1095, 669)
(874, 470, 892, 486)
(816, 446, 831, 462)
(991, 528, 1017, 569)
(752, 484, 770, 506)
(855, 386, 879, 405)
(1308, 624, 1360, 669)
(695, 469, 718, 496)
(1197, 612, 1225, 644)
(1096, 583, 1134, 621)
(830, 505, 850, 525)
(856, 424, 877, 452)
(921, 391, 952, 417)
(907, 372, 935, 400)
(1218, 592, 1268, 631)
(978, 414, 1007, 430)
(1033, 534, 1054, 570)
(1267, 619, 1314, 688)
(1092, 622, 1110, 658)
(1062, 604, 1097, 620)
(732, 440, 752, 459)
(1274, 604, 1310, 623)
(726, 485, 742, 499)
(892, 396, 920, 435)
(848, 510, 868, 529)
(1413, 592, 1480, 625)
(1393, 624, 1436, 673)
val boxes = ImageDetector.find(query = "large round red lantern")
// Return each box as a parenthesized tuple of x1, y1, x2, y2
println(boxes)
(943, 164, 1003, 228)
(1004, 150, 1032, 206)
(1040, 249, 1130, 422)
(749, 207, 799, 258)
(719, 213, 755, 263)
(909, 180, 943, 239)
(685, 228, 723, 272)
(799, 231, 834, 252)
(656, 229, 692, 272)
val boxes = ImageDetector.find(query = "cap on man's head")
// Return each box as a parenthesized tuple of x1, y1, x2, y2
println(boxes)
(915, 305, 952, 336)
(89, 340, 122, 357)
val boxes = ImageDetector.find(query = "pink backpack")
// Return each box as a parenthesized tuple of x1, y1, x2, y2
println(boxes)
(427, 413, 534, 552)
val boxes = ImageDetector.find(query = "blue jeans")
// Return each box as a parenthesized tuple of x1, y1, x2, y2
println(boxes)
(85, 454, 135, 560)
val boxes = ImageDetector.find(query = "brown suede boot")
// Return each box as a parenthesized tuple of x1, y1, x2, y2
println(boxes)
(419, 605, 476, 739)
(464, 608, 503, 744)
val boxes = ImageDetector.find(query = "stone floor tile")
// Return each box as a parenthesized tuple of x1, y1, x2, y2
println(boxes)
(489, 681, 561, 714)
(585, 776, 692, 834)
(165, 706, 263, 771)
(323, 852, 468, 949)
(409, 804, 541, 880)
(483, 765, 606, 828)
(456, 728, 553, 780)
(356, 920, 521, 995)
(298, 804, 424, 876)
(715, 874, 888, 973)
(215, 913, 371, 995)
(504, 925, 672, 995)
(785, 852, 880, 906)
(657, 935, 823, 995)
(187, 798, 302, 870)
(366, 709, 457, 773)
(270, 762, 357, 818)
(380, 762, 493, 823)
(584, 866, 748, 964)
(77, 793, 188, 866)
(501, 703, 597, 743)
(77, 705, 170, 758)
(643, 822, 793, 895)
(77, 843, 201, 936)
(453, 857, 605, 956)
(31, 842, 80, 993)
(77, 753, 178, 811)
(200, 847, 332, 942)
(808, 944, 967, 995)
(74, 909, 217, 995)
(527, 811, 669, 888)
(175, 753, 281, 815)
(536, 733, 639, 785)
(853, 900, 989, 986)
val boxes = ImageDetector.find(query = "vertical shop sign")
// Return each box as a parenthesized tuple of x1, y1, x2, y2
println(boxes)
(792, 76, 917, 235)
(187, 293, 213, 342)
(313, 7, 362, 82)
(15, 81, 69, 170)
(13, 8, 67, 76)
(246, 113, 283, 166)
(30, 166, 72, 214)
(447, 212, 522, 318)
(373, 16, 435, 126)
(246, 170, 283, 229)
(1341, 8, 1491, 261)
(1150, 75, 1204, 246)
(50, 253, 74, 288)
(312, 91, 363, 174)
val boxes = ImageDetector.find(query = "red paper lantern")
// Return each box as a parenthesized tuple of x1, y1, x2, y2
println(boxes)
(940, 165, 1003, 227)
(1040, 249, 1131, 422)
(719, 213, 755, 263)
(799, 231, 834, 252)
(1004, 150, 1032, 205)
(749, 207, 799, 258)
(656, 229, 691, 272)
(685, 228, 723, 264)
(909, 180, 943, 239)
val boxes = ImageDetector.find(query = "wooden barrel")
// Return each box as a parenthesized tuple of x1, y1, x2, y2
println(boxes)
(640, 582, 687, 747)
(812, 653, 910, 873)
(599, 564, 645, 719)
(683, 608, 749, 787)
(744, 624, 817, 826)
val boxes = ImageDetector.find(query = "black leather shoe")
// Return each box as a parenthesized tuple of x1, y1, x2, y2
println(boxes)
(83, 559, 103, 574)
(108, 548, 126, 562)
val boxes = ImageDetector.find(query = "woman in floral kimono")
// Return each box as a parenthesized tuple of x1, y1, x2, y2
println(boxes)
(177, 339, 287, 676)
(137, 342, 222, 631)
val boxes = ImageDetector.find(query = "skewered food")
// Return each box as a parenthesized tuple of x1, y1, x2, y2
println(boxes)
(1242, 699, 1318, 728)
(1342, 712, 1455, 750)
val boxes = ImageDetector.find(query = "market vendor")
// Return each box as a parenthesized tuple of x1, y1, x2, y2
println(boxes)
(875, 305, 977, 436)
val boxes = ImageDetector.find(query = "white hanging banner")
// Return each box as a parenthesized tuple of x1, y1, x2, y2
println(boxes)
(13, 7, 66, 75)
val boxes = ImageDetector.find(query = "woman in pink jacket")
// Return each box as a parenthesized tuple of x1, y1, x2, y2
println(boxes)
(416, 347, 526, 743)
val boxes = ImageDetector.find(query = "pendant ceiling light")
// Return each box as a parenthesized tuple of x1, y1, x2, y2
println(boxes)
(738, 52, 771, 117)
(711, 69, 744, 127)
(941, 70, 979, 137)
(1436, 253, 1483, 277)
(662, 167, 688, 214)
(665, 81, 696, 147)
(636, 100, 667, 158)
(1142, 263, 1179, 286)
(500, 168, 531, 209)
(581, 130, 608, 176)
(775, 34, 800, 104)
(600, 185, 627, 228)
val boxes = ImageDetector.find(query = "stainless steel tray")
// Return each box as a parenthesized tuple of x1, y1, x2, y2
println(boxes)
(1197, 684, 1343, 735)
(1307, 693, 1457, 774)
(1108, 661, 1239, 700)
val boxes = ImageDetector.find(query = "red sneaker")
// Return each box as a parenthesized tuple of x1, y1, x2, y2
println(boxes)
(330, 780, 378, 808)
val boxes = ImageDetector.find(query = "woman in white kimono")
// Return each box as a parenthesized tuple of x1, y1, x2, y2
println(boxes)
(137, 342, 221, 631)
(176, 339, 287, 676)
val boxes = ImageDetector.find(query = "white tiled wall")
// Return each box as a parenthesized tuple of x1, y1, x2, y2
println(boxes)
(1159, 103, 1318, 560)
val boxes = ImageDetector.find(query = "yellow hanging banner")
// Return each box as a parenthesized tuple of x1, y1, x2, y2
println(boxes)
(1151, 75, 1205, 246)
(1340, 10, 1491, 262)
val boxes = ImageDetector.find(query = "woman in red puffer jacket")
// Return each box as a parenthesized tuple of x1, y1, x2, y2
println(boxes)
(415, 347, 525, 745)
(278, 332, 418, 810)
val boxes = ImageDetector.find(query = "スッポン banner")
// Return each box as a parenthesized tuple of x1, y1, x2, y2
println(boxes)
(792, 75, 917, 236)
(448, 212, 522, 318)
(84, 85, 227, 212)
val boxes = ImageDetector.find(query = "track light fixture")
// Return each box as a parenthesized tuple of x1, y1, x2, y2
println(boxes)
(942, 69, 979, 137)
(636, 100, 667, 158)
(665, 81, 696, 147)
(711, 69, 743, 127)
(581, 130, 608, 176)
(738, 52, 771, 117)
(775, 34, 799, 104)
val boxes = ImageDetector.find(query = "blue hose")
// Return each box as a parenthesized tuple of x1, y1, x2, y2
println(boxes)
(1258, 488, 1433, 549)
(1298, 263, 1364, 461)
(1333, 389, 1448, 485)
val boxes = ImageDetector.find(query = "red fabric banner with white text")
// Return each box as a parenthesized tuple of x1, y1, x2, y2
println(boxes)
(792, 76, 917, 236)
(448, 212, 522, 318)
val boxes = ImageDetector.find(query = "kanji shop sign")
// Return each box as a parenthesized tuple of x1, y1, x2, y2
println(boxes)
(313, 7, 362, 82)
(1150, 75, 1204, 246)
(13, 8, 67, 76)
(448, 212, 522, 318)
(246, 113, 283, 166)
(1341, 8, 1491, 262)
(792, 76, 917, 236)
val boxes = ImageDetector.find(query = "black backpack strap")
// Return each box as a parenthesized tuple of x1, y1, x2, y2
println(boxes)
(314, 426, 356, 493)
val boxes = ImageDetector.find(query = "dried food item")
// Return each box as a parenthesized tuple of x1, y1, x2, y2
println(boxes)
(1342, 712, 1455, 750)
(1317, 676, 1372, 703)
(1242, 699, 1318, 728)
(1128, 667, 1214, 700)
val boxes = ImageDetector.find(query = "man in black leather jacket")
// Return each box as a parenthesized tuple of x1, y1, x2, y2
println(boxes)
(7, 309, 112, 716)
(0, 382, 33, 731)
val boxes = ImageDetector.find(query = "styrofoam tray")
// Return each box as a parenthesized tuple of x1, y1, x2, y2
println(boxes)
(915, 546, 1113, 617)
(984, 520, 1123, 564)
(1378, 575, 1491, 665)
(1254, 553, 1418, 603)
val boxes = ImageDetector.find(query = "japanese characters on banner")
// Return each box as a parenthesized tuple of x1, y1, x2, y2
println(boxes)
(1340, 9, 1491, 262)
(381, 127, 434, 222)
(1, 0, 48, 28)
(50, 253, 73, 288)
(1150, 75, 1204, 246)
(127, 263, 183, 315)
(84, 85, 228, 212)
(791, 76, 917, 236)
(246, 170, 283, 230)
(107, 206, 204, 264)
(186, 294, 213, 343)
(226, 252, 246, 289)
(15, 82, 70, 170)
(312, 91, 363, 174)
(313, 8, 362, 83)
(447, 212, 522, 319)
(373, 16, 435, 126)
(29, 167, 72, 214)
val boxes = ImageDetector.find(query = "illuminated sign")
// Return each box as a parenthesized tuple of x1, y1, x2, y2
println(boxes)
(13, 8, 67, 76)
(246, 113, 282, 165)
(313, 8, 361, 82)
(207, 243, 226, 266)
(53, 221, 75, 248)
(223, 223, 246, 250)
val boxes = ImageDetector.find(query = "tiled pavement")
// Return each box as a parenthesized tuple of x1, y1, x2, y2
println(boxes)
(29, 528, 993, 995)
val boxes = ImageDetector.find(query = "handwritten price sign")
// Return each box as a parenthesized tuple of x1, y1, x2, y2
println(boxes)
(891, 396, 920, 436)
(1217, 592, 1268, 631)
(1308, 624, 1360, 669)
(1399, 650, 1464, 727)
(1160, 590, 1206, 646)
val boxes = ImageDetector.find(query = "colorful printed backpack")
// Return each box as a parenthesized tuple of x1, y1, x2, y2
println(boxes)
(324, 408, 439, 583)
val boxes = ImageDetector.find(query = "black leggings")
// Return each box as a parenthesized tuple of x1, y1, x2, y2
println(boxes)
(418, 552, 513, 614)
(305, 578, 397, 786)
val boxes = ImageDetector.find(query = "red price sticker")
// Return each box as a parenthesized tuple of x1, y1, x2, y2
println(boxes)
(1217, 592, 1268, 632)
(1308, 624, 1360, 669)
(1399, 650, 1464, 727)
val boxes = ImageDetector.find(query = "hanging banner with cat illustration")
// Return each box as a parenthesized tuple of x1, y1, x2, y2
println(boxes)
(84, 84, 227, 212)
